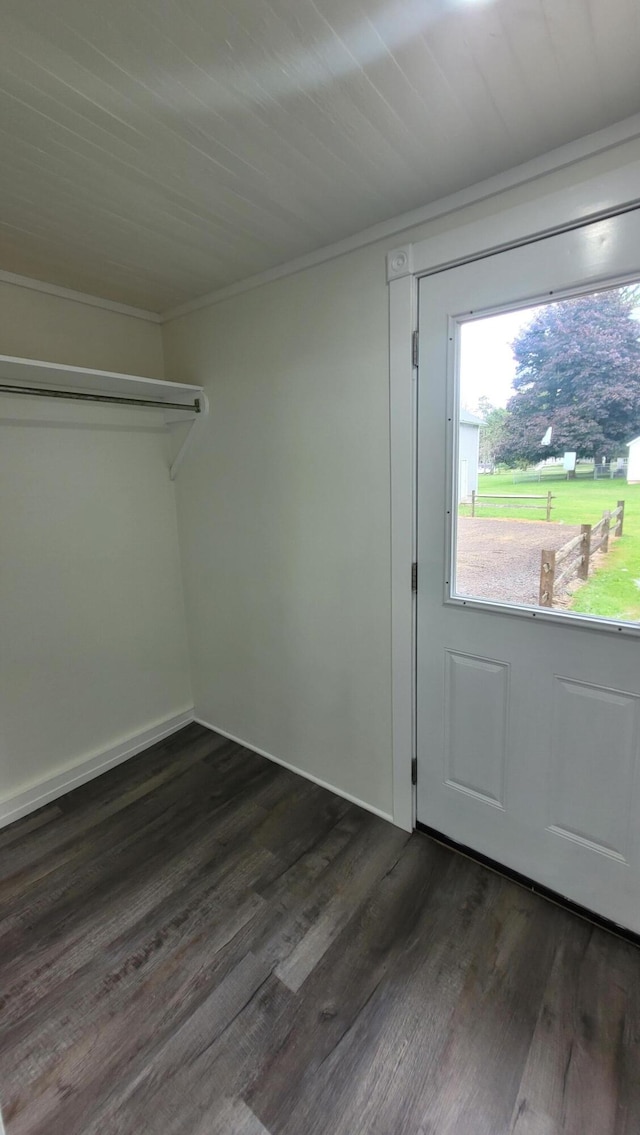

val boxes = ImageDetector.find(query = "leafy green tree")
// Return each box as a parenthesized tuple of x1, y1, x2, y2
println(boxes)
(476, 397, 508, 472)
(497, 288, 640, 466)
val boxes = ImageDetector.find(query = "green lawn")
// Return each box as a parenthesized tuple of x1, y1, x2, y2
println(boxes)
(461, 469, 640, 621)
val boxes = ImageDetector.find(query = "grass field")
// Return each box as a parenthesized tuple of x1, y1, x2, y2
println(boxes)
(460, 469, 640, 621)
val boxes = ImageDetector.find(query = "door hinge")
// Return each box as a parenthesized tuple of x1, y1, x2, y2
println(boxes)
(411, 757, 417, 785)
(411, 562, 418, 592)
(412, 329, 419, 368)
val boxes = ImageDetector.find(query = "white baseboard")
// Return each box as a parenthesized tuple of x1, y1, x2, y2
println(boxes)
(0, 709, 195, 830)
(0, 710, 396, 832)
(193, 716, 395, 825)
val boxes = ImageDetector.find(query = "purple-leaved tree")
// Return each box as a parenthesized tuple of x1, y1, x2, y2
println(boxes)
(497, 287, 640, 467)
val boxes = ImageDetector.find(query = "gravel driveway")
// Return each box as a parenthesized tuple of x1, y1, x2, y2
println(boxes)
(456, 517, 581, 606)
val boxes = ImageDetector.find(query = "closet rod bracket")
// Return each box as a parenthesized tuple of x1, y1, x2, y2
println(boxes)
(169, 391, 209, 480)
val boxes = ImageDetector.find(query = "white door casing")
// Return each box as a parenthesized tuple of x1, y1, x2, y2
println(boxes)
(415, 210, 640, 932)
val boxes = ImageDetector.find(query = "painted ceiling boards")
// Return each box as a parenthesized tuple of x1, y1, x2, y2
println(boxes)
(1, 0, 640, 312)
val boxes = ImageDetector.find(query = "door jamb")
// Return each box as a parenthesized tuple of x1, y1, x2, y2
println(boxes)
(387, 154, 640, 833)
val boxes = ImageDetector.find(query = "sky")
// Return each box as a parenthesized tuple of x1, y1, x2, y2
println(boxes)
(459, 305, 539, 413)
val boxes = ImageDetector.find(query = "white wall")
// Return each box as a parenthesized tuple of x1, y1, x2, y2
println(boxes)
(163, 136, 640, 821)
(164, 249, 393, 815)
(0, 280, 164, 377)
(0, 284, 192, 820)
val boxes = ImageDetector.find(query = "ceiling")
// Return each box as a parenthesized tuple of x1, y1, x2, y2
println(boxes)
(1, 0, 640, 314)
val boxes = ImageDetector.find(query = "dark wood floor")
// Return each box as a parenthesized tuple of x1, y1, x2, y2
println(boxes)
(1, 724, 639, 1134)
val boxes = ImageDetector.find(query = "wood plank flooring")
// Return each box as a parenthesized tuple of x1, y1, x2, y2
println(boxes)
(1, 723, 639, 1134)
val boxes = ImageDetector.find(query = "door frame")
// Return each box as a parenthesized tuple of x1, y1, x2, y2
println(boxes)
(387, 153, 640, 833)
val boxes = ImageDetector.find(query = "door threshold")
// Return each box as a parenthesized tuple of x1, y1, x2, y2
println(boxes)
(416, 822, 640, 950)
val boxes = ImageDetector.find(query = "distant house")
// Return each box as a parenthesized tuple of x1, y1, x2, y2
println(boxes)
(459, 409, 485, 500)
(627, 436, 640, 483)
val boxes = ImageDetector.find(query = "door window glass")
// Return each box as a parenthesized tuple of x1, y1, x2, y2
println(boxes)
(454, 284, 640, 624)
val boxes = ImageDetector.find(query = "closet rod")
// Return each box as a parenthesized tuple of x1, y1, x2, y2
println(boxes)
(0, 383, 201, 413)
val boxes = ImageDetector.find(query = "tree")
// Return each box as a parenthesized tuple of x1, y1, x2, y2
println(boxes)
(476, 396, 508, 472)
(497, 288, 640, 467)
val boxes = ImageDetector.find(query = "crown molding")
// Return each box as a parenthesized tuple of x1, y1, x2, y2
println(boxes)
(0, 269, 161, 323)
(161, 112, 640, 323)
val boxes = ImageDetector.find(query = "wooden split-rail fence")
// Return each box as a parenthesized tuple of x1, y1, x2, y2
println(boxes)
(539, 501, 625, 607)
(471, 489, 554, 522)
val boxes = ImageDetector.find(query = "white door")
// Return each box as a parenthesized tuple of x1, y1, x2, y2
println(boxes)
(417, 210, 640, 933)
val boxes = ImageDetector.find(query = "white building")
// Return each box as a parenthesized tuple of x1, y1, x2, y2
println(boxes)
(459, 409, 486, 500)
(627, 436, 640, 483)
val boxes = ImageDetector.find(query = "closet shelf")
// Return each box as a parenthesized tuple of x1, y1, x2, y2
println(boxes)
(0, 353, 208, 480)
